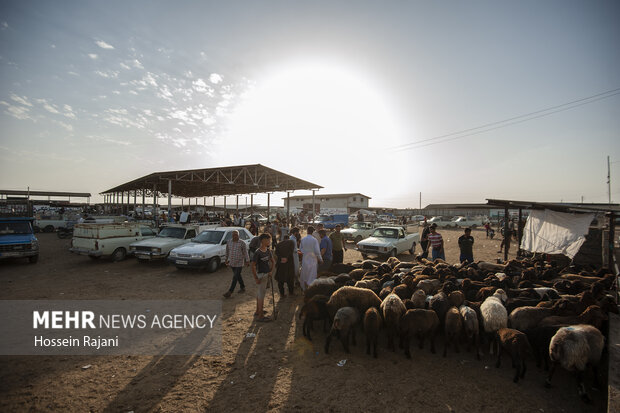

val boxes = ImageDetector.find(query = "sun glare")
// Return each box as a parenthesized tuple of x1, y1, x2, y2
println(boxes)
(219, 60, 404, 163)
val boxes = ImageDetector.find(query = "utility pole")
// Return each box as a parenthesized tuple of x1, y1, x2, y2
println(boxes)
(607, 155, 611, 204)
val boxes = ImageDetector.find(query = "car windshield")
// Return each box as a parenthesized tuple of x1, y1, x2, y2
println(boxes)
(193, 230, 224, 244)
(157, 227, 187, 239)
(351, 223, 363, 229)
(372, 228, 398, 238)
(0, 222, 32, 235)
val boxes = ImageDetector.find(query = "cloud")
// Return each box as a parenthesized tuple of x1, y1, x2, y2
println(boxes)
(52, 119, 73, 131)
(192, 78, 214, 95)
(63, 104, 76, 119)
(88, 53, 98, 60)
(209, 73, 223, 84)
(95, 70, 120, 78)
(132, 59, 144, 69)
(120, 62, 131, 70)
(42, 102, 60, 114)
(51, 44, 56, 49)
(95, 40, 115, 49)
(3, 103, 33, 120)
(1, 22, 8, 30)
(10, 93, 33, 107)
(67, 71, 79, 76)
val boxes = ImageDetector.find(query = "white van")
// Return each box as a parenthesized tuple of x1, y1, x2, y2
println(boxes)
(70, 222, 157, 261)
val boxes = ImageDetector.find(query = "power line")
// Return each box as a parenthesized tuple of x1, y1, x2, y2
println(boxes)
(389, 87, 620, 152)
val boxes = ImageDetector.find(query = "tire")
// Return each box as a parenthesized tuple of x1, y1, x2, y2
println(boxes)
(390, 249, 397, 258)
(57, 231, 71, 239)
(43, 225, 54, 233)
(88, 255, 100, 260)
(111, 247, 127, 262)
(28, 255, 39, 264)
(355, 235, 362, 244)
(206, 256, 220, 273)
(409, 242, 416, 255)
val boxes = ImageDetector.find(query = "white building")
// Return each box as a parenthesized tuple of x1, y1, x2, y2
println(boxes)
(284, 193, 371, 214)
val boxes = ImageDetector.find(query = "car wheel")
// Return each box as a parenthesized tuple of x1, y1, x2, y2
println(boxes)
(355, 235, 362, 244)
(409, 242, 416, 255)
(390, 249, 397, 257)
(28, 255, 39, 264)
(111, 247, 127, 262)
(43, 225, 54, 233)
(207, 256, 220, 273)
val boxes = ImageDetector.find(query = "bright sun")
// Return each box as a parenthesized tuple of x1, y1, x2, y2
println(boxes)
(220, 60, 404, 159)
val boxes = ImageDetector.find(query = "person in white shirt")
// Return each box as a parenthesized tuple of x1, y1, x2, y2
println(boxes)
(299, 226, 322, 291)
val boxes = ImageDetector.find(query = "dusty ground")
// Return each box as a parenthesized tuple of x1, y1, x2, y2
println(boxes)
(0, 228, 607, 412)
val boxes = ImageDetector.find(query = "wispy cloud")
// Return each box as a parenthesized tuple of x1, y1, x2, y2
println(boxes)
(1, 22, 8, 30)
(95, 40, 115, 49)
(52, 119, 73, 131)
(132, 59, 144, 69)
(209, 73, 223, 84)
(88, 53, 98, 60)
(10, 93, 33, 107)
(120, 62, 131, 70)
(95, 70, 120, 78)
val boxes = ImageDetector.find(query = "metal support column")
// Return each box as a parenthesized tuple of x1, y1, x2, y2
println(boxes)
(142, 190, 145, 217)
(153, 184, 157, 220)
(267, 193, 270, 220)
(133, 191, 137, 215)
(504, 207, 509, 262)
(517, 208, 523, 257)
(121, 191, 124, 214)
(286, 191, 290, 226)
(167, 180, 172, 216)
(224, 196, 227, 214)
(250, 194, 254, 215)
(236, 195, 239, 215)
(312, 190, 316, 217)
(609, 212, 616, 273)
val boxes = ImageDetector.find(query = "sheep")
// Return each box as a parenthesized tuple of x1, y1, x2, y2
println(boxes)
(392, 284, 412, 301)
(417, 279, 441, 295)
(547, 325, 605, 403)
(348, 268, 368, 281)
(403, 299, 416, 310)
(459, 305, 481, 360)
(379, 286, 393, 300)
(355, 279, 381, 294)
(304, 277, 337, 302)
(326, 286, 382, 320)
(526, 324, 565, 371)
(399, 309, 440, 358)
(380, 293, 407, 352)
(299, 294, 330, 341)
(448, 290, 465, 307)
(480, 289, 508, 353)
(411, 289, 427, 309)
(443, 306, 463, 357)
(508, 300, 571, 332)
(430, 292, 450, 327)
(325, 307, 359, 354)
(534, 287, 560, 300)
(539, 305, 608, 331)
(386, 256, 400, 268)
(363, 307, 382, 358)
(494, 328, 532, 383)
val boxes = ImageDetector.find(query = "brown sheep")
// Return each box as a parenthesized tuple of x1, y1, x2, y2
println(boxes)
(364, 307, 382, 358)
(392, 284, 412, 300)
(495, 328, 532, 383)
(299, 294, 330, 341)
(327, 286, 382, 320)
(443, 307, 463, 357)
(381, 293, 407, 352)
(448, 290, 465, 307)
(539, 305, 608, 330)
(400, 309, 439, 358)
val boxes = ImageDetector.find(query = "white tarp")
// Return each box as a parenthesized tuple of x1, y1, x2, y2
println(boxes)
(520, 209, 594, 259)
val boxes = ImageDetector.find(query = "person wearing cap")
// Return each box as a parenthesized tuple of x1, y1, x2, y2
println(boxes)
(420, 222, 431, 259)
(426, 223, 445, 261)
(329, 224, 346, 264)
(458, 227, 474, 264)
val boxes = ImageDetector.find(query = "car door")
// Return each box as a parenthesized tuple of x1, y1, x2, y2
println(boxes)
(397, 228, 408, 252)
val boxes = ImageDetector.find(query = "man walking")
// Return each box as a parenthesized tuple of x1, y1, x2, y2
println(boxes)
(420, 222, 431, 259)
(426, 223, 445, 261)
(223, 230, 250, 298)
(312, 223, 324, 243)
(251, 233, 274, 322)
(300, 226, 322, 291)
(458, 227, 475, 264)
(319, 229, 333, 271)
(329, 224, 346, 264)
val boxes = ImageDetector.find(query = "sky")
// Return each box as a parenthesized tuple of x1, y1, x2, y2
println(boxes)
(0, 0, 619, 208)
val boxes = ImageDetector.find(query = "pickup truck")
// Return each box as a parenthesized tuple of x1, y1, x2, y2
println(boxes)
(70, 222, 157, 261)
(341, 222, 375, 244)
(312, 214, 349, 229)
(356, 226, 419, 259)
(451, 216, 484, 228)
(0, 217, 39, 263)
(421, 216, 454, 228)
(129, 223, 217, 261)
(35, 217, 73, 233)
(168, 226, 254, 272)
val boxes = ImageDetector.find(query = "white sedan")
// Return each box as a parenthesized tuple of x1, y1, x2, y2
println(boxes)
(356, 226, 419, 259)
(341, 222, 375, 244)
(167, 227, 253, 273)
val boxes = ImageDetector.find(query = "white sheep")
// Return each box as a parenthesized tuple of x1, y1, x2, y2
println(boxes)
(381, 293, 407, 351)
(546, 324, 605, 403)
(459, 305, 481, 360)
(480, 289, 508, 354)
(411, 289, 426, 309)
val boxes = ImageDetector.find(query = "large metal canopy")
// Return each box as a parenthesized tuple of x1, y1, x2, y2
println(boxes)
(101, 164, 322, 197)
(486, 199, 620, 214)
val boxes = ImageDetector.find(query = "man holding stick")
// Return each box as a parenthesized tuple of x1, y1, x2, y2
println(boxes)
(251, 233, 275, 322)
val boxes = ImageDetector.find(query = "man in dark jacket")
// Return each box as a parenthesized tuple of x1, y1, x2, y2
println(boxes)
(275, 235, 296, 298)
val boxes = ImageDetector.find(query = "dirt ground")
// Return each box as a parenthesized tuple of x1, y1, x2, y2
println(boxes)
(0, 227, 607, 412)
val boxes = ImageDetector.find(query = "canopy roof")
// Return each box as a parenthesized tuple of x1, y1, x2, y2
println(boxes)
(486, 199, 620, 214)
(101, 164, 322, 197)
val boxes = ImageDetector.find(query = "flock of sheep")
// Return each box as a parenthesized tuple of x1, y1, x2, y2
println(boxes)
(299, 256, 618, 403)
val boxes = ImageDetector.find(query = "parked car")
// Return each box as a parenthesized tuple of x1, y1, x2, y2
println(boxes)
(341, 222, 375, 244)
(168, 226, 254, 272)
(244, 213, 268, 223)
(129, 224, 216, 261)
(356, 226, 419, 259)
(70, 222, 157, 261)
(411, 215, 425, 223)
(451, 216, 483, 229)
(0, 217, 39, 264)
(312, 214, 349, 229)
(34, 218, 72, 233)
(422, 216, 454, 227)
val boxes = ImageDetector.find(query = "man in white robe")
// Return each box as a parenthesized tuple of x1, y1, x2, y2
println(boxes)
(299, 226, 323, 291)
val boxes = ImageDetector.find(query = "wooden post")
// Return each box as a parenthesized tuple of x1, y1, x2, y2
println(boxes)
(504, 207, 509, 262)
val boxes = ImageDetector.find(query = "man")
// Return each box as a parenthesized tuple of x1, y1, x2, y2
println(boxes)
(318, 229, 333, 271)
(498, 220, 513, 254)
(426, 223, 445, 261)
(420, 222, 431, 259)
(299, 226, 322, 291)
(275, 235, 296, 298)
(289, 226, 301, 279)
(223, 230, 250, 298)
(251, 233, 274, 322)
(357, 211, 364, 222)
(329, 224, 346, 264)
(458, 227, 475, 264)
(312, 223, 324, 243)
